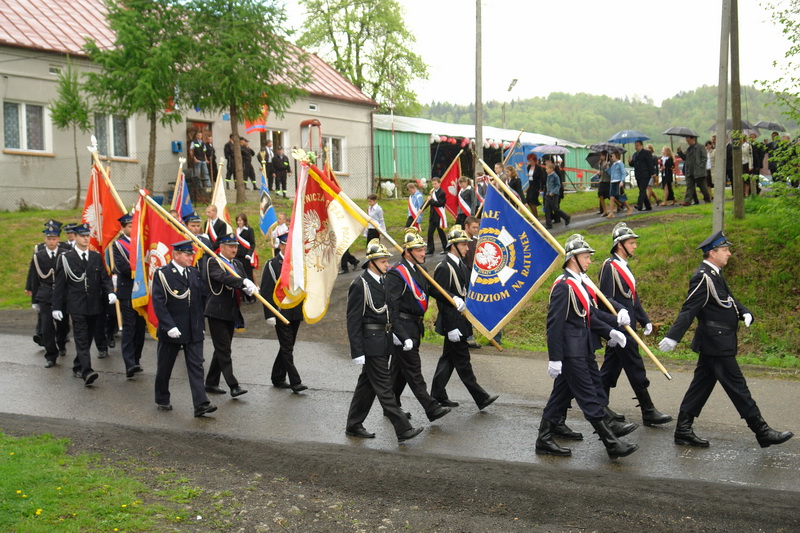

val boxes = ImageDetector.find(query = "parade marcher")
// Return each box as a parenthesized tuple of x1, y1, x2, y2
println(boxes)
(183, 211, 212, 309)
(112, 213, 146, 379)
(455, 176, 476, 227)
(405, 182, 424, 229)
(28, 222, 67, 367)
(598, 223, 671, 426)
(260, 233, 308, 393)
(659, 232, 793, 448)
(234, 212, 257, 283)
(462, 216, 481, 349)
(151, 240, 217, 416)
(27, 219, 71, 348)
(62, 223, 78, 248)
(204, 233, 258, 397)
(52, 223, 116, 386)
(425, 177, 448, 255)
(205, 205, 228, 248)
(429, 226, 499, 411)
(385, 229, 451, 422)
(536, 234, 638, 459)
(345, 239, 423, 443)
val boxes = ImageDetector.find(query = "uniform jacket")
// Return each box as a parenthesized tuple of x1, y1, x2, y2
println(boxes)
(53, 248, 113, 316)
(665, 262, 750, 356)
(386, 257, 429, 342)
(151, 263, 205, 343)
(28, 247, 65, 304)
(207, 219, 228, 248)
(346, 271, 392, 359)
(272, 154, 291, 178)
(598, 255, 650, 331)
(112, 235, 133, 299)
(432, 255, 472, 338)
(204, 256, 246, 323)
(428, 188, 446, 222)
(260, 253, 303, 322)
(234, 226, 256, 263)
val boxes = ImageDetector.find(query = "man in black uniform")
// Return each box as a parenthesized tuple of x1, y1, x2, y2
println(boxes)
(28, 223, 67, 367)
(272, 146, 291, 199)
(598, 222, 671, 426)
(183, 211, 213, 309)
(425, 177, 448, 255)
(204, 233, 258, 397)
(240, 137, 257, 190)
(112, 213, 146, 378)
(260, 233, 307, 392)
(386, 228, 450, 422)
(151, 240, 216, 416)
(659, 231, 793, 448)
(52, 224, 116, 386)
(345, 239, 423, 443)
(223, 133, 236, 188)
(429, 225, 498, 411)
(536, 234, 638, 460)
(27, 219, 72, 349)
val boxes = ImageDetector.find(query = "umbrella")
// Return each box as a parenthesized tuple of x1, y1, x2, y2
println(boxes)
(663, 126, 699, 137)
(754, 120, 786, 132)
(588, 142, 627, 154)
(707, 118, 755, 132)
(531, 144, 570, 155)
(585, 152, 606, 170)
(608, 130, 649, 144)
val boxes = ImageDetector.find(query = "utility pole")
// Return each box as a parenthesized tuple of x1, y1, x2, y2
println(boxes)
(712, 0, 731, 233)
(475, 0, 483, 165)
(731, 0, 745, 216)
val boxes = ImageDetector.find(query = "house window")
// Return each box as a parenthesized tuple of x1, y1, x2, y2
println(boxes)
(3, 101, 47, 151)
(322, 135, 344, 173)
(95, 113, 131, 157)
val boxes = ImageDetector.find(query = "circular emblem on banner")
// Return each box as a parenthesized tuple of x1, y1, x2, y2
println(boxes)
(146, 242, 171, 286)
(473, 227, 516, 285)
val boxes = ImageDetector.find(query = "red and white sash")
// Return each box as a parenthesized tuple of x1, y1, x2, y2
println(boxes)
(609, 260, 636, 301)
(433, 206, 447, 229)
(458, 189, 472, 216)
(408, 196, 421, 230)
(236, 228, 258, 268)
(392, 263, 428, 313)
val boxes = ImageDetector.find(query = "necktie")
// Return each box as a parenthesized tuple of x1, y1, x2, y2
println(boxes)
(81, 252, 87, 264)
(50, 252, 55, 260)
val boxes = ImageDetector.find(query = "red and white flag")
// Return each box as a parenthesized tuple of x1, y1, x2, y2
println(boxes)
(82, 163, 126, 253)
(440, 154, 462, 220)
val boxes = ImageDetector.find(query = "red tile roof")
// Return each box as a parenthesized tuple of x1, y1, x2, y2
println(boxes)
(0, 0, 375, 107)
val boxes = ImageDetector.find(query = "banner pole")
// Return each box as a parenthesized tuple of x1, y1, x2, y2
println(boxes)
(501, 130, 525, 167)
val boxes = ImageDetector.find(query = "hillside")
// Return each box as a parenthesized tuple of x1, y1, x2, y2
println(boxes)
(420, 85, 797, 146)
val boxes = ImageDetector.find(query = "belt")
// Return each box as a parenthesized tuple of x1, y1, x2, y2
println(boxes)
(398, 312, 423, 322)
(700, 320, 736, 331)
(364, 323, 392, 332)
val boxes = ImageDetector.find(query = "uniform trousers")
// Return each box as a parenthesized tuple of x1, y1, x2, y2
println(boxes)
(206, 317, 239, 388)
(347, 355, 412, 435)
(271, 320, 302, 386)
(430, 338, 490, 405)
(120, 299, 146, 371)
(155, 340, 209, 408)
(37, 301, 58, 361)
(390, 337, 439, 416)
(600, 335, 650, 392)
(71, 314, 97, 377)
(679, 354, 760, 419)
(426, 222, 447, 253)
(92, 305, 110, 352)
(56, 313, 70, 351)
(542, 355, 606, 423)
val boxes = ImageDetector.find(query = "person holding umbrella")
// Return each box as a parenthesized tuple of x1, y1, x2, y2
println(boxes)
(628, 141, 657, 211)
(676, 135, 711, 205)
(607, 151, 633, 218)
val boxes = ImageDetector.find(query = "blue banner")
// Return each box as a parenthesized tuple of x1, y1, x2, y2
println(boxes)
(466, 183, 562, 338)
(259, 172, 277, 236)
(176, 174, 194, 219)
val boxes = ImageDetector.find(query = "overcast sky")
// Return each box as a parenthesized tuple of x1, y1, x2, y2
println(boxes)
(286, 0, 793, 107)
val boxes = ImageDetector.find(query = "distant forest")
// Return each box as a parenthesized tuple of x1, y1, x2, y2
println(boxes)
(418, 85, 797, 146)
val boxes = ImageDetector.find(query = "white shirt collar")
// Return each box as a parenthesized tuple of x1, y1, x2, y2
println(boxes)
(366, 268, 383, 284)
(703, 259, 720, 274)
(447, 252, 462, 265)
(171, 260, 185, 276)
(564, 267, 591, 304)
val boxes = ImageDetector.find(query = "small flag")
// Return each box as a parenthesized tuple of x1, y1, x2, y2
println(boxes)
(440, 153, 462, 219)
(82, 163, 125, 253)
(171, 170, 195, 220)
(259, 172, 277, 236)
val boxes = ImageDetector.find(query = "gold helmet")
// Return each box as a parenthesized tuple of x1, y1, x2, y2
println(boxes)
(402, 227, 426, 250)
(563, 233, 595, 268)
(446, 225, 470, 247)
(364, 238, 392, 262)
(611, 222, 639, 252)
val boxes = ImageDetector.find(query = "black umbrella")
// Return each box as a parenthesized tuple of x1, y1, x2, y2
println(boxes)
(663, 126, 699, 137)
(707, 118, 755, 132)
(588, 142, 627, 154)
(753, 120, 786, 132)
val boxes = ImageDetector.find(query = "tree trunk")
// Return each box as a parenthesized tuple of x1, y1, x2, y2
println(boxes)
(230, 104, 246, 204)
(146, 109, 157, 193)
(72, 125, 81, 209)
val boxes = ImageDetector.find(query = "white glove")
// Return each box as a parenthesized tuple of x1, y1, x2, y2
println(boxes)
(643, 323, 653, 336)
(32, 303, 40, 312)
(403, 339, 413, 351)
(547, 361, 562, 379)
(452, 296, 466, 313)
(266, 317, 276, 326)
(392, 334, 402, 346)
(108, 293, 117, 305)
(608, 329, 627, 348)
(743, 313, 753, 327)
(616, 308, 631, 327)
(112, 274, 118, 290)
(352, 355, 366, 365)
(447, 329, 462, 342)
(242, 279, 258, 296)
(659, 337, 678, 352)
(167, 327, 181, 339)
(52, 310, 63, 321)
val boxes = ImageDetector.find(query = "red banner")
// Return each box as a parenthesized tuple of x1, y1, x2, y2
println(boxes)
(82, 164, 125, 253)
(440, 156, 462, 219)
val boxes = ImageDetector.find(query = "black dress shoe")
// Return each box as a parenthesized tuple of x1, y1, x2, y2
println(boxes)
(58, 348, 67, 357)
(44, 360, 56, 368)
(33, 334, 43, 346)
(230, 386, 248, 397)
(205, 385, 227, 394)
(107, 338, 115, 348)
(437, 398, 459, 408)
(126, 364, 143, 378)
(273, 382, 292, 389)
(397, 426, 424, 442)
(477, 394, 499, 411)
(97, 351, 108, 359)
(427, 406, 451, 422)
(157, 403, 173, 411)
(194, 402, 217, 417)
(84, 372, 99, 386)
(467, 342, 481, 349)
(345, 426, 375, 438)
(291, 384, 308, 393)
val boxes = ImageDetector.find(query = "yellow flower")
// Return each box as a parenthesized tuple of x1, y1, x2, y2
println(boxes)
(121, 504, 127, 508)
(56, 487, 61, 490)
(16, 490, 21, 494)
(22, 495, 27, 498)
(114, 529, 118, 531)
(35, 509, 42, 515)
(9, 452, 14, 455)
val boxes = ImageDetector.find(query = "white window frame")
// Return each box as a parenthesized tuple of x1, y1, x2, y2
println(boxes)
(3, 100, 52, 153)
(321, 135, 345, 174)
(94, 113, 136, 159)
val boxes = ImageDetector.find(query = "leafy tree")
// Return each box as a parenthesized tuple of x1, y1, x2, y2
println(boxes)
(50, 59, 92, 209)
(182, 0, 310, 203)
(84, 0, 188, 193)
(297, 0, 428, 116)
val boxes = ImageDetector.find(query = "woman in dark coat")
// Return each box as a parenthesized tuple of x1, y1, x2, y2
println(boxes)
(234, 212, 257, 283)
(525, 153, 546, 219)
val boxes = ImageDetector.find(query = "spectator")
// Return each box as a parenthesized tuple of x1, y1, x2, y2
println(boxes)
(240, 137, 257, 190)
(543, 159, 571, 229)
(608, 151, 633, 218)
(660, 146, 676, 206)
(272, 146, 291, 199)
(677, 135, 711, 206)
(594, 150, 612, 217)
(204, 131, 218, 183)
(505, 165, 523, 201)
(257, 140, 275, 191)
(223, 134, 236, 188)
(363, 194, 385, 242)
(525, 153, 546, 219)
(628, 140, 657, 211)
(189, 131, 211, 188)
(645, 144, 661, 206)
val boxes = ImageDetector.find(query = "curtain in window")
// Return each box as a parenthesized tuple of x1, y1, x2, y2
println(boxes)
(25, 104, 44, 150)
(3, 102, 20, 149)
(112, 116, 128, 157)
(94, 114, 109, 156)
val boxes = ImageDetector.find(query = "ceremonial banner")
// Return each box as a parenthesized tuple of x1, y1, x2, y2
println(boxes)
(440, 153, 462, 219)
(466, 183, 561, 338)
(82, 163, 125, 253)
(130, 194, 189, 338)
(244, 104, 269, 134)
(503, 143, 530, 190)
(258, 171, 277, 236)
(170, 169, 195, 220)
(207, 170, 231, 240)
(275, 162, 368, 323)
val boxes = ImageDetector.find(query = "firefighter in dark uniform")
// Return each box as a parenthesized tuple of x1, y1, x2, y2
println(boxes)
(536, 234, 638, 460)
(151, 240, 216, 416)
(28, 222, 67, 367)
(345, 239, 423, 443)
(598, 222, 672, 426)
(659, 231, 793, 448)
(260, 233, 307, 392)
(204, 233, 258, 397)
(429, 225, 499, 411)
(385, 228, 451, 422)
(112, 213, 146, 378)
(27, 219, 71, 349)
(52, 223, 115, 386)
(182, 211, 212, 309)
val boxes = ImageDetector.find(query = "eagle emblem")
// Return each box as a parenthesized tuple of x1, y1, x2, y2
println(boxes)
(303, 210, 336, 271)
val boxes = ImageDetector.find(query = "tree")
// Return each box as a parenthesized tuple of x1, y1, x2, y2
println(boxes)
(50, 58, 92, 209)
(84, 0, 188, 193)
(183, 0, 311, 203)
(297, 0, 428, 116)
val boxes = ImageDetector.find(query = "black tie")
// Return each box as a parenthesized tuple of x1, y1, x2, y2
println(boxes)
(50, 251, 55, 260)
(81, 252, 87, 264)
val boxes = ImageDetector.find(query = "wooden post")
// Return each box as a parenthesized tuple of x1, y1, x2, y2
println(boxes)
(713, 0, 732, 233)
